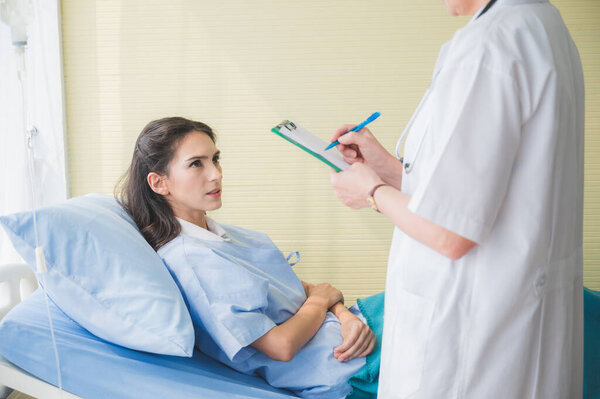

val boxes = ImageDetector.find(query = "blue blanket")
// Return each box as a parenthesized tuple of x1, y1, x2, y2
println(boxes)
(347, 292, 385, 399)
(585, 287, 600, 399)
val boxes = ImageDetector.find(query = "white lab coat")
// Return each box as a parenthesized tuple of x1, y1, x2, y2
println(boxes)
(378, 1, 584, 398)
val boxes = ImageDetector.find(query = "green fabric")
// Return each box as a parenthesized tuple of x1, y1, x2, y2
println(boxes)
(584, 287, 600, 399)
(347, 291, 385, 399)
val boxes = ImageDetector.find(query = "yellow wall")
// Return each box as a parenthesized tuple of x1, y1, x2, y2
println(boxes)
(62, 0, 600, 303)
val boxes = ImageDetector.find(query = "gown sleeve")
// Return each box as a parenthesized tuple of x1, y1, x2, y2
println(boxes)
(162, 237, 277, 362)
(408, 59, 522, 243)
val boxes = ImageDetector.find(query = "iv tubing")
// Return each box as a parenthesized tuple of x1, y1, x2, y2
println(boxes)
(17, 44, 64, 396)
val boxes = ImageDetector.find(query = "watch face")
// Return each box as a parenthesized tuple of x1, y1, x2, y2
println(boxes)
(368, 195, 377, 211)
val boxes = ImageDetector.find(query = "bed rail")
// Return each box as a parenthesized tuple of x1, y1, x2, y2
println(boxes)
(0, 264, 80, 399)
(0, 263, 37, 322)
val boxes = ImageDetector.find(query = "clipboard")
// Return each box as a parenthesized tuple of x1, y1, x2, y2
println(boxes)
(271, 120, 350, 172)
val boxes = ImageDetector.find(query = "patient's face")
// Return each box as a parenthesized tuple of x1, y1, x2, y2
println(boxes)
(163, 131, 222, 223)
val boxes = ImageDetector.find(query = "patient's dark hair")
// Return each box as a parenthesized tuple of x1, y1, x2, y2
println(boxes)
(116, 117, 216, 251)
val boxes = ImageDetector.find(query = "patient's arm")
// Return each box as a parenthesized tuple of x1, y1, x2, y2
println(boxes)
(330, 303, 376, 362)
(250, 283, 342, 362)
(302, 281, 375, 361)
(301, 280, 312, 296)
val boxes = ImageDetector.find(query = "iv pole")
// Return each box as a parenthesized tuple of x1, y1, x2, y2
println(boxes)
(0, 0, 63, 395)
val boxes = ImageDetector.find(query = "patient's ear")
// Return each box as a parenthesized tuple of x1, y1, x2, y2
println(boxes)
(147, 172, 169, 196)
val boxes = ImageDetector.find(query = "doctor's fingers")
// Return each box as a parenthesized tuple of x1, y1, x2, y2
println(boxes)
(329, 168, 343, 187)
(340, 146, 363, 164)
(339, 131, 393, 173)
(331, 124, 360, 142)
(336, 129, 374, 148)
(329, 169, 364, 208)
(332, 126, 376, 154)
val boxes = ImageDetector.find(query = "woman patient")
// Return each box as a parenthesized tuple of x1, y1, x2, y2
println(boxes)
(117, 117, 382, 398)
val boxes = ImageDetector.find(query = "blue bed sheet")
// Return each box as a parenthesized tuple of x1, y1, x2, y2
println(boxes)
(0, 290, 297, 398)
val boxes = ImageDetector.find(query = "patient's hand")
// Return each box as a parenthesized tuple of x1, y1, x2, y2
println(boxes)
(334, 315, 376, 362)
(301, 280, 313, 298)
(306, 283, 344, 310)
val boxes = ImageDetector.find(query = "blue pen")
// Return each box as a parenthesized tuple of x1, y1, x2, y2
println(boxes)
(324, 111, 381, 150)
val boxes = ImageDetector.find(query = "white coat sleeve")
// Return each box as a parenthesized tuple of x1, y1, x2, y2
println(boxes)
(408, 61, 522, 243)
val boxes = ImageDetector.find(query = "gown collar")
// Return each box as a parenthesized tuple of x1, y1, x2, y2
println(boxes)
(177, 216, 230, 242)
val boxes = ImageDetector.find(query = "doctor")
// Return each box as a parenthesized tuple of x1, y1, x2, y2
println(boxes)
(329, 0, 584, 397)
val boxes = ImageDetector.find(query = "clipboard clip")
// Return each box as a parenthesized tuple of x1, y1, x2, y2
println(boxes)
(277, 120, 297, 132)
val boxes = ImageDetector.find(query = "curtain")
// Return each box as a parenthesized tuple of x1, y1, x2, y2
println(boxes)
(0, 0, 68, 265)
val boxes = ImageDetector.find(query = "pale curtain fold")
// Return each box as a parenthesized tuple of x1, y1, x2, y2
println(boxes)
(0, 0, 68, 265)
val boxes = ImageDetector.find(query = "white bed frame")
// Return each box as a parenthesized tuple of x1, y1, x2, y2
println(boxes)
(0, 264, 80, 399)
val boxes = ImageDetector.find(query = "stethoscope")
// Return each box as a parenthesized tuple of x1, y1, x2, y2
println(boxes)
(395, 0, 497, 175)
(394, 87, 433, 175)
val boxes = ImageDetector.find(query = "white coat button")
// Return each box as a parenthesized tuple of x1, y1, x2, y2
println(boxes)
(536, 274, 547, 287)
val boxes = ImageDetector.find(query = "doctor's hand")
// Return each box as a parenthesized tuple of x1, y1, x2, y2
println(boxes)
(330, 163, 385, 209)
(334, 314, 376, 362)
(332, 125, 402, 189)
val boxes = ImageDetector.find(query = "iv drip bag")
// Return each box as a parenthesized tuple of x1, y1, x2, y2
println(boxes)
(0, 0, 34, 46)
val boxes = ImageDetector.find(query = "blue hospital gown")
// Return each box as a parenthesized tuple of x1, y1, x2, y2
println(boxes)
(158, 218, 366, 398)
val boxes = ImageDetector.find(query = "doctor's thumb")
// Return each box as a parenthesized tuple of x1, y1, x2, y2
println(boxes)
(338, 131, 359, 145)
(340, 130, 371, 148)
(329, 168, 343, 184)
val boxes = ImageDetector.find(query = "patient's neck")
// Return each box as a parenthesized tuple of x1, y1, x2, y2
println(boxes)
(174, 211, 208, 230)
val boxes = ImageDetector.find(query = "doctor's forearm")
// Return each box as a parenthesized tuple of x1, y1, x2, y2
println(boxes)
(374, 186, 476, 260)
(375, 153, 404, 190)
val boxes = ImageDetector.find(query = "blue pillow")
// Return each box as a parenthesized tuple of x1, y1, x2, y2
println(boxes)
(0, 193, 194, 357)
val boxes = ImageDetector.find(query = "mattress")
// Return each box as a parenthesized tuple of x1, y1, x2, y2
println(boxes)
(0, 290, 296, 398)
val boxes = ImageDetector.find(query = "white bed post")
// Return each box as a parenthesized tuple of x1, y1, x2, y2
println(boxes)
(0, 263, 37, 320)
(0, 263, 38, 398)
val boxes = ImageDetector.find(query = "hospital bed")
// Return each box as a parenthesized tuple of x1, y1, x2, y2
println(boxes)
(1, 262, 599, 399)
(0, 264, 77, 399)
(0, 263, 297, 399)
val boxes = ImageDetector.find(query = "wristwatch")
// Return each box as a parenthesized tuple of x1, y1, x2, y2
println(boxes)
(367, 183, 388, 212)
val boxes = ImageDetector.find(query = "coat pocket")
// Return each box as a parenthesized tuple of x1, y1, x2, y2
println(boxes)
(379, 288, 435, 398)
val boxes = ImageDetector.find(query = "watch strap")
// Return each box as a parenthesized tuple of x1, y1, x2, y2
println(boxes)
(368, 183, 388, 212)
